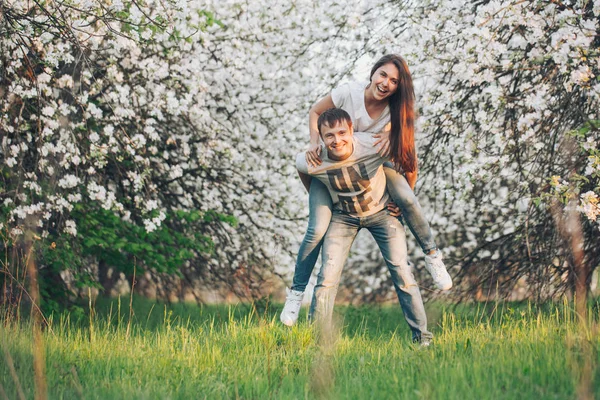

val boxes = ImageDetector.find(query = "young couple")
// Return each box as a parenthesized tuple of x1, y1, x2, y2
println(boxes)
(280, 55, 451, 343)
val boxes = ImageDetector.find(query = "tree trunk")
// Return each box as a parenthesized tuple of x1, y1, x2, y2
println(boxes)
(566, 203, 588, 319)
(98, 260, 118, 297)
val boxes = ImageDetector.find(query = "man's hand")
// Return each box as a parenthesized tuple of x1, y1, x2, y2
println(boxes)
(306, 143, 322, 167)
(373, 130, 391, 157)
(387, 202, 402, 217)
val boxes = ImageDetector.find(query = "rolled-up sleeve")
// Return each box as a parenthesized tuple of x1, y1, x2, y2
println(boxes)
(296, 152, 309, 174)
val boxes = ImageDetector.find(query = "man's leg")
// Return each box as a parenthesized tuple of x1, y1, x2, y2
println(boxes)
(366, 210, 433, 342)
(309, 212, 359, 324)
(292, 179, 333, 292)
(281, 180, 333, 326)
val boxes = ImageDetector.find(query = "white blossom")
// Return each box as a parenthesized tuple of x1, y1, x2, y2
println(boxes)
(41, 106, 55, 116)
(10, 228, 23, 237)
(58, 174, 80, 189)
(64, 220, 77, 236)
(579, 191, 600, 222)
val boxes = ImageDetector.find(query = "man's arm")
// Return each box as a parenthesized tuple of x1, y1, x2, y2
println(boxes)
(298, 171, 312, 192)
(296, 152, 313, 192)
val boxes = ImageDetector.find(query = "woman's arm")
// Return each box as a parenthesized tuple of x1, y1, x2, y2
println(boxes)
(306, 94, 335, 167)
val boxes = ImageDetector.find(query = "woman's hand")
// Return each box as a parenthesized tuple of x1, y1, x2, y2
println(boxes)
(373, 130, 391, 157)
(387, 202, 402, 217)
(306, 143, 323, 167)
(307, 94, 334, 167)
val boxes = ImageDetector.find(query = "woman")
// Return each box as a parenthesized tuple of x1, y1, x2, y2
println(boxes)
(281, 55, 451, 326)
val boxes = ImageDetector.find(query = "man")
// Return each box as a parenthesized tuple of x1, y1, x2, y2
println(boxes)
(292, 107, 435, 343)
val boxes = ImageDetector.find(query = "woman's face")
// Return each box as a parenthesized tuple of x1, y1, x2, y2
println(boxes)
(369, 62, 400, 102)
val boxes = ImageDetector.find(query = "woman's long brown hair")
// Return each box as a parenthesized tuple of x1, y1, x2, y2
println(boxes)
(369, 54, 417, 173)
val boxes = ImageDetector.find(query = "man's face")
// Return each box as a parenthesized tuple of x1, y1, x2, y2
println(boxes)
(321, 120, 353, 161)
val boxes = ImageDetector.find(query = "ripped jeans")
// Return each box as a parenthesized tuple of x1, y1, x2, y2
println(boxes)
(292, 166, 436, 292)
(308, 208, 432, 341)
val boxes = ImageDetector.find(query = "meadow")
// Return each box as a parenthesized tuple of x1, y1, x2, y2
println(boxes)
(1, 297, 599, 399)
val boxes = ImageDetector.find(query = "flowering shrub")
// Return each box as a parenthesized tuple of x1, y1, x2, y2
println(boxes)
(0, 0, 390, 303)
(370, 0, 600, 299)
(2, 0, 597, 304)
(324, 0, 599, 301)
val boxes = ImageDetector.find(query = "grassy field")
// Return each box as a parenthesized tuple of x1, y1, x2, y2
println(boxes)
(1, 296, 599, 399)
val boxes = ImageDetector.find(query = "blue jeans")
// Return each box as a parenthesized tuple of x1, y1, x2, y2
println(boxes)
(308, 209, 432, 341)
(291, 167, 436, 292)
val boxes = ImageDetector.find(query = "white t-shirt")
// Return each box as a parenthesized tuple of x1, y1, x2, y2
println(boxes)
(296, 132, 390, 217)
(331, 81, 391, 134)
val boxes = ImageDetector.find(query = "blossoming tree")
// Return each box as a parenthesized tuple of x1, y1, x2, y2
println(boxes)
(2, 0, 598, 309)
(0, 0, 394, 306)
(360, 0, 600, 302)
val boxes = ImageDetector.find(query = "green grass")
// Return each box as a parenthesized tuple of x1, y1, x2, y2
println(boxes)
(1, 297, 599, 399)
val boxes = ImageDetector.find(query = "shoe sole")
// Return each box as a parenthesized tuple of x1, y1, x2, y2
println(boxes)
(280, 317, 296, 327)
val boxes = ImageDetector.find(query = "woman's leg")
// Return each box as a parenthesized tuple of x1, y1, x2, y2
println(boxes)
(383, 165, 437, 253)
(384, 165, 452, 291)
(291, 179, 333, 292)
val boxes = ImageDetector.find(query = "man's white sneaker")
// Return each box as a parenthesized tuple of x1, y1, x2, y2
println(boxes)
(414, 336, 432, 347)
(424, 251, 452, 291)
(280, 288, 304, 326)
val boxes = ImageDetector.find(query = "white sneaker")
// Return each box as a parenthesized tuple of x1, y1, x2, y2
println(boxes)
(280, 288, 304, 326)
(424, 251, 452, 291)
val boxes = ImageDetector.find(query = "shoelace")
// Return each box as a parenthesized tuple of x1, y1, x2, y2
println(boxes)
(285, 300, 301, 315)
(428, 259, 445, 279)
(285, 296, 302, 306)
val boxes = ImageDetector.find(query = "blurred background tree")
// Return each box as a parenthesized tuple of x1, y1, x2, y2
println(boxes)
(1, 0, 598, 311)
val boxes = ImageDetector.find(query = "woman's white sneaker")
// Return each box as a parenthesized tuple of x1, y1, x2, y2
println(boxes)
(280, 288, 304, 326)
(424, 251, 452, 291)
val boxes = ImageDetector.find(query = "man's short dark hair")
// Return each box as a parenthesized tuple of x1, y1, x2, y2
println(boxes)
(317, 108, 353, 135)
